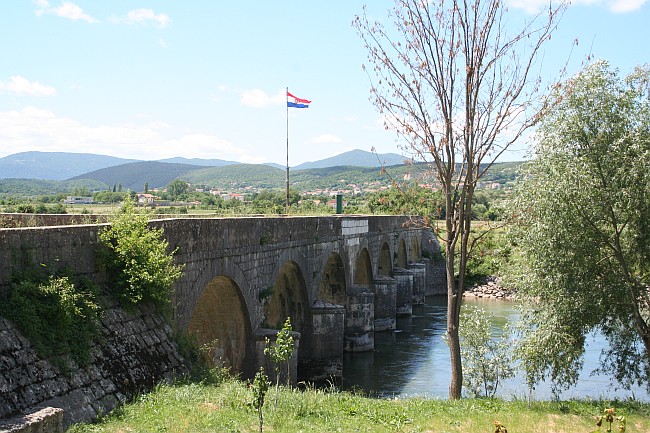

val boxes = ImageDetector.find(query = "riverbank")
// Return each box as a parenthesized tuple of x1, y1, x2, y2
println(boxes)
(463, 276, 516, 300)
(66, 377, 650, 433)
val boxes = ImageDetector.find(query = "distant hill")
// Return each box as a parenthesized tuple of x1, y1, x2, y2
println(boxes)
(0, 151, 137, 180)
(0, 159, 524, 197)
(0, 149, 403, 181)
(70, 161, 206, 191)
(0, 178, 109, 197)
(157, 157, 237, 167)
(182, 163, 416, 191)
(294, 149, 406, 170)
(182, 164, 286, 189)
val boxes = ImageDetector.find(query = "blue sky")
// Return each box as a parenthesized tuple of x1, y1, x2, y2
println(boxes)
(0, 0, 648, 166)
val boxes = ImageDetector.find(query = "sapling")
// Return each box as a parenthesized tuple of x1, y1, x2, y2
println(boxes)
(265, 317, 294, 408)
(459, 306, 515, 398)
(249, 367, 270, 433)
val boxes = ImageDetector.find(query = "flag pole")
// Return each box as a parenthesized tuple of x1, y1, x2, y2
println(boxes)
(285, 87, 290, 213)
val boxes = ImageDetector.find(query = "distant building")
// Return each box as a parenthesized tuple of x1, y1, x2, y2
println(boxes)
(136, 193, 155, 205)
(63, 196, 93, 204)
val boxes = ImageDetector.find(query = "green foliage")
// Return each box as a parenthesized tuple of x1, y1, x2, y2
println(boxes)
(166, 179, 189, 199)
(251, 189, 300, 213)
(249, 367, 270, 433)
(509, 61, 650, 392)
(93, 190, 128, 204)
(365, 185, 444, 220)
(65, 379, 650, 433)
(463, 227, 511, 286)
(265, 317, 295, 408)
(0, 178, 108, 198)
(0, 275, 100, 369)
(97, 197, 184, 306)
(459, 306, 515, 398)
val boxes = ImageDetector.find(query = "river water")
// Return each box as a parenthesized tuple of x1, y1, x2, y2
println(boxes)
(341, 296, 649, 401)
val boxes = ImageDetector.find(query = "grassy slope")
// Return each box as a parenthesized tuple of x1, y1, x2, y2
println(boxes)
(68, 378, 650, 433)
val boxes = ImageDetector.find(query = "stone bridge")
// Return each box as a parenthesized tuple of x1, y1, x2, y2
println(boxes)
(0, 215, 445, 382)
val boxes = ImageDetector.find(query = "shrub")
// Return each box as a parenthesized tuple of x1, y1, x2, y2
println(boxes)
(459, 306, 515, 398)
(97, 197, 184, 306)
(0, 275, 100, 369)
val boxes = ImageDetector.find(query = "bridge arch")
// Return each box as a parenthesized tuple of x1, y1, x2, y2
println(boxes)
(266, 261, 310, 334)
(186, 275, 252, 374)
(354, 247, 373, 287)
(319, 252, 347, 305)
(377, 242, 393, 277)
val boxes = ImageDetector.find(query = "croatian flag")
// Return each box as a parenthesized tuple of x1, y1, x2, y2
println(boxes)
(287, 91, 311, 108)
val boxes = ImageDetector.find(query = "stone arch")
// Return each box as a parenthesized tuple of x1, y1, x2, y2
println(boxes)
(266, 261, 310, 335)
(319, 252, 347, 305)
(410, 236, 421, 262)
(396, 238, 408, 269)
(354, 247, 373, 286)
(187, 276, 252, 374)
(377, 242, 393, 277)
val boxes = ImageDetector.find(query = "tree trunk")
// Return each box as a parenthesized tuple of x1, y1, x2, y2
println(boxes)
(447, 289, 463, 399)
(446, 218, 463, 399)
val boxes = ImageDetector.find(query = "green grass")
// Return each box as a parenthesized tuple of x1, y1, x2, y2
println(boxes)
(67, 377, 650, 433)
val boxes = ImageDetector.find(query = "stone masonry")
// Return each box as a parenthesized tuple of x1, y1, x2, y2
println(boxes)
(0, 301, 188, 430)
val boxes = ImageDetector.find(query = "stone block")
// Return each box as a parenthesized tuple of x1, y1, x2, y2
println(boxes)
(0, 406, 64, 433)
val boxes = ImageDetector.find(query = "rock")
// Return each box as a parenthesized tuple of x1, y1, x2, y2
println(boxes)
(462, 277, 515, 300)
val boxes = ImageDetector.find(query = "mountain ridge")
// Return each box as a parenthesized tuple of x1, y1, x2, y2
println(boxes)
(0, 149, 405, 181)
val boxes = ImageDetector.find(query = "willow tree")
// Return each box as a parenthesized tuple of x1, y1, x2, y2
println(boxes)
(354, 0, 567, 398)
(511, 61, 650, 393)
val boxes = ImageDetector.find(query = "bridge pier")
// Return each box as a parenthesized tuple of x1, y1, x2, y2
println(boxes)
(408, 262, 427, 305)
(372, 276, 397, 331)
(298, 301, 345, 382)
(255, 329, 300, 386)
(393, 268, 414, 317)
(344, 286, 374, 352)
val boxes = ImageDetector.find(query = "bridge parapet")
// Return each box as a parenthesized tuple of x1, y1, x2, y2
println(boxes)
(0, 215, 443, 383)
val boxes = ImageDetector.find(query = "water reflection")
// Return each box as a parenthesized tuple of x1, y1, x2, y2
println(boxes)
(341, 296, 649, 401)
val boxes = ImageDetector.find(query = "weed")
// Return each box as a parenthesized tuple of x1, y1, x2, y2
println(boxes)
(0, 275, 100, 370)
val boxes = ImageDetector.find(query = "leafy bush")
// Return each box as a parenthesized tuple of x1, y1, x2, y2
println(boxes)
(0, 275, 100, 369)
(97, 197, 184, 306)
(459, 306, 515, 398)
(463, 227, 511, 286)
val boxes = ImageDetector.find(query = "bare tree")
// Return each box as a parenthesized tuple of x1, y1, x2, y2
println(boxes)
(354, 0, 567, 399)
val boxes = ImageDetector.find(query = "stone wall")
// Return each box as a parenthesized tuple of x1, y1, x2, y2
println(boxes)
(0, 214, 109, 228)
(0, 301, 188, 430)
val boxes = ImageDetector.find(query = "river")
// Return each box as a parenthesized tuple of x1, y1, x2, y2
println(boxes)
(341, 296, 649, 401)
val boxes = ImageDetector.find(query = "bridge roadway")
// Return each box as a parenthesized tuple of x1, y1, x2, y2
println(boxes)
(0, 215, 443, 382)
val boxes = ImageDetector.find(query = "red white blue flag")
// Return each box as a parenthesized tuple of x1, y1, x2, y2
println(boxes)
(287, 91, 311, 108)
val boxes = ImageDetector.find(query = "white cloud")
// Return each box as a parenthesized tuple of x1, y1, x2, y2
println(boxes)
(121, 9, 171, 28)
(508, 0, 647, 13)
(0, 106, 262, 162)
(311, 134, 343, 144)
(240, 89, 285, 108)
(0, 76, 57, 96)
(608, 0, 648, 12)
(34, 0, 98, 23)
